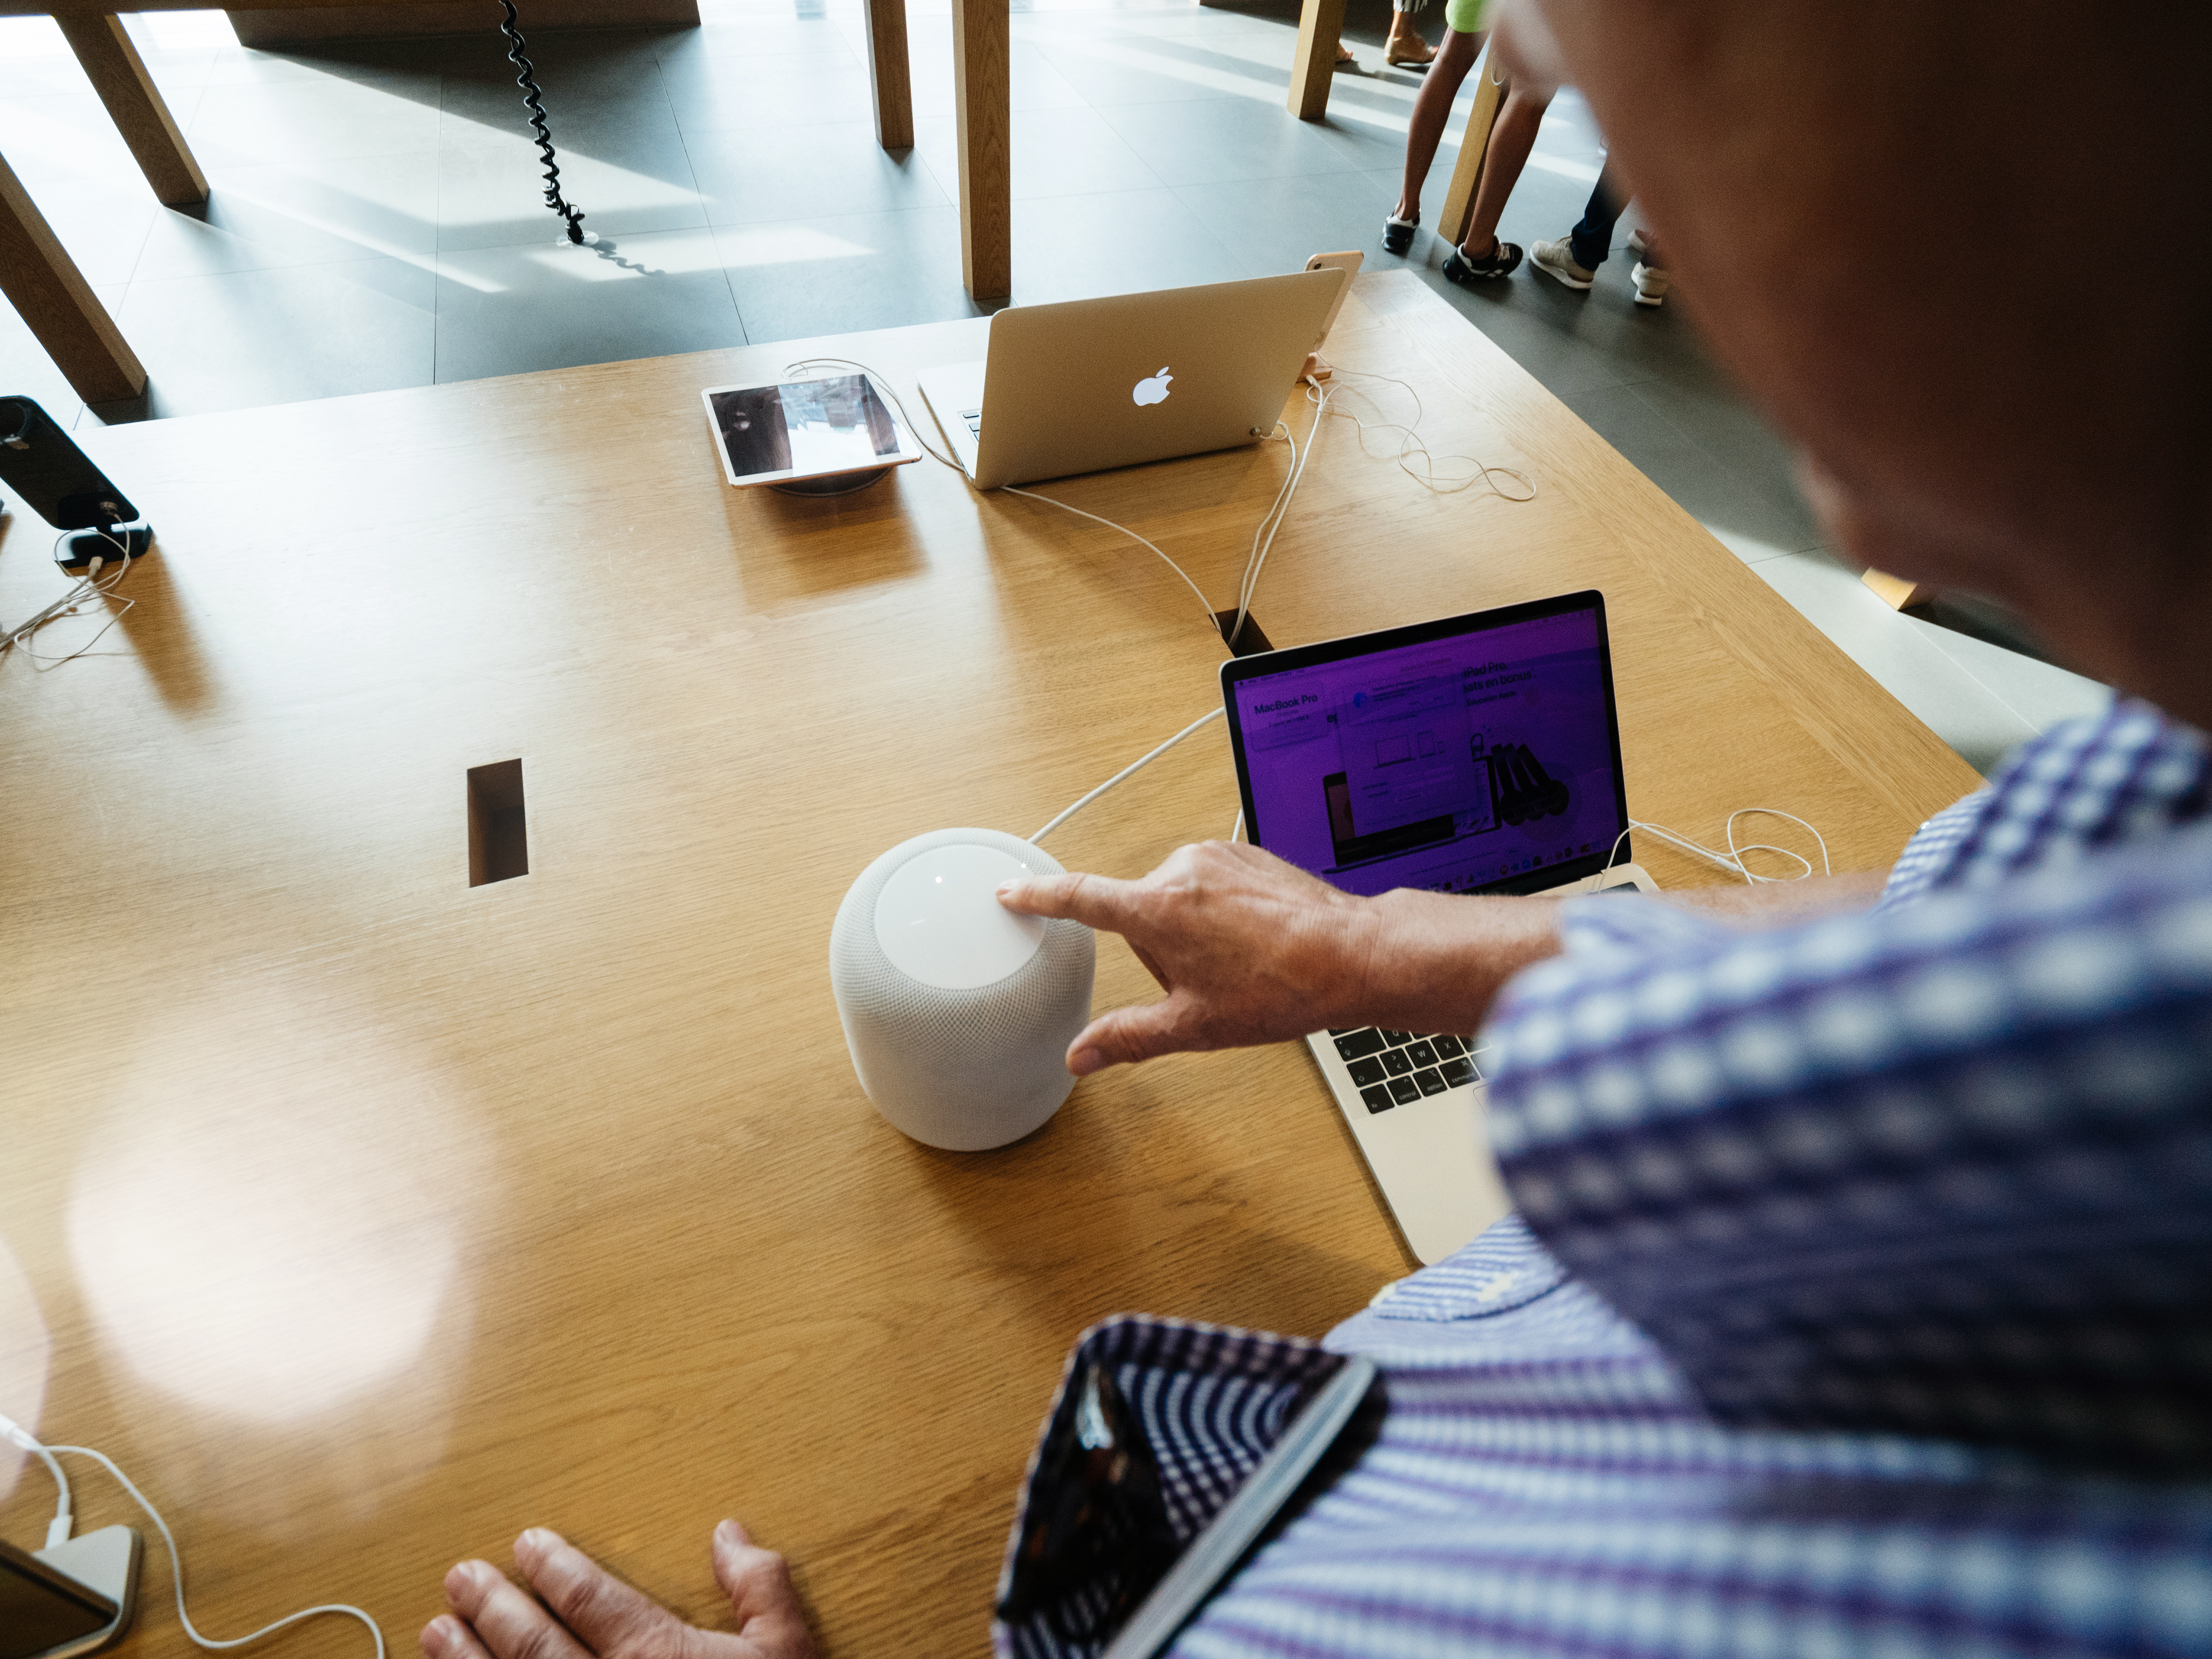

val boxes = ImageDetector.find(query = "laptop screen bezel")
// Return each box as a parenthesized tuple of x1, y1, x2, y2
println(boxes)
(1218, 590, 1630, 898)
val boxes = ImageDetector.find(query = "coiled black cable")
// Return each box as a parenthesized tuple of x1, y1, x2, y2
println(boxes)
(495, 0, 587, 244)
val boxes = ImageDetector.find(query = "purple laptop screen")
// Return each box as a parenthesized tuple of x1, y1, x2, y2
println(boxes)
(1233, 605, 1624, 897)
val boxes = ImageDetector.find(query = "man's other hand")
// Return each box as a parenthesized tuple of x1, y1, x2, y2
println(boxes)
(422, 1522, 814, 1659)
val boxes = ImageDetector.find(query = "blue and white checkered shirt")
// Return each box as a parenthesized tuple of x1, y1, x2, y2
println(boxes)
(998, 700, 2212, 1659)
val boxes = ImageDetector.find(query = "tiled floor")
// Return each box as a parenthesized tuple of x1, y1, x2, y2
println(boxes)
(0, 0, 2106, 772)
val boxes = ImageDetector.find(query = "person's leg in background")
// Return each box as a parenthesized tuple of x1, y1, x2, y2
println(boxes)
(1532, 158, 1673, 306)
(1384, 26, 1484, 251)
(1628, 225, 1670, 307)
(1439, 81, 1553, 283)
(1385, 0, 1436, 66)
(1532, 161, 1621, 290)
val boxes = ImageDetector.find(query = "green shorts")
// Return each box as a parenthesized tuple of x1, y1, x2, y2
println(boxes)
(1444, 0, 1489, 35)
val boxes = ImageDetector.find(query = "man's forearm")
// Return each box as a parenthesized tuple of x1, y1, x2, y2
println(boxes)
(1350, 891, 1566, 1037)
(1657, 868, 1887, 927)
(1346, 871, 1888, 1037)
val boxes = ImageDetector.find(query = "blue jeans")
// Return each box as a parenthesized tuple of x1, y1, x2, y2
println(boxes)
(1569, 160, 1624, 271)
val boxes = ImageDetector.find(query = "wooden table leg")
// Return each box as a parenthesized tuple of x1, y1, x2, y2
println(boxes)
(1286, 0, 1346, 120)
(54, 13, 208, 207)
(952, 0, 1009, 303)
(1438, 40, 1504, 246)
(861, 0, 913, 151)
(0, 151, 146, 405)
(1861, 569, 1936, 610)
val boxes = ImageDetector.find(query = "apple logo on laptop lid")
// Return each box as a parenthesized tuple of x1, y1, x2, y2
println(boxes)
(1132, 367, 1173, 407)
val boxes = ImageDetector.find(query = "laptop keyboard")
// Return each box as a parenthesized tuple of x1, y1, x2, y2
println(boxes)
(960, 407, 982, 437)
(1328, 1028, 1487, 1113)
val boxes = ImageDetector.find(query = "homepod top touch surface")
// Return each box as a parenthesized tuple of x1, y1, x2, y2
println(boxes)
(831, 828, 1096, 1151)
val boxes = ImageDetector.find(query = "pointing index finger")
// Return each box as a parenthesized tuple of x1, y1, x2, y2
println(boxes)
(996, 869, 1138, 932)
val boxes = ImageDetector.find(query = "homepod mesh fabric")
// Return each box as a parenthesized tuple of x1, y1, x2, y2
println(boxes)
(832, 828, 1096, 1151)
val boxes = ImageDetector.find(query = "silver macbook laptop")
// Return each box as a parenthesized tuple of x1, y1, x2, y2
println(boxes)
(917, 270, 1347, 491)
(1220, 591, 1657, 1264)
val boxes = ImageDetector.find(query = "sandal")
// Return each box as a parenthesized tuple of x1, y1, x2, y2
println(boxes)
(1383, 211, 1418, 255)
(1442, 237, 1523, 283)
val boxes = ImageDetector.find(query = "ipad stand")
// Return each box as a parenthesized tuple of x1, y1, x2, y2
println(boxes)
(771, 468, 894, 497)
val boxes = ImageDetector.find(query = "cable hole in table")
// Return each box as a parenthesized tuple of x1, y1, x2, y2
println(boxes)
(467, 759, 529, 887)
(1215, 609, 1275, 657)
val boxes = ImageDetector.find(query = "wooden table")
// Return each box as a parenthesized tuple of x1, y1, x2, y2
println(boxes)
(0, 0, 1010, 409)
(0, 271, 1980, 1658)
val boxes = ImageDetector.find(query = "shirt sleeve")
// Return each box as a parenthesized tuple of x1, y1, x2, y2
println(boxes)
(1479, 820, 2212, 1470)
(1878, 697, 2207, 907)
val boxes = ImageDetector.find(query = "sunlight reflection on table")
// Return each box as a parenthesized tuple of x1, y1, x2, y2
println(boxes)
(0, 1239, 52, 1505)
(63, 983, 497, 1529)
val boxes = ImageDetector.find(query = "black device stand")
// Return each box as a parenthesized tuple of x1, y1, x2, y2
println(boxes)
(769, 468, 894, 497)
(56, 525, 154, 571)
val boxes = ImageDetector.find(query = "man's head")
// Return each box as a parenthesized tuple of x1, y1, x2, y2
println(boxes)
(1505, 1, 2212, 723)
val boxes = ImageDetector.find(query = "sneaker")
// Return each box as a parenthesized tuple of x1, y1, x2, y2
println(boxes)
(1530, 236, 1595, 290)
(1631, 259, 1670, 307)
(1442, 238, 1522, 283)
(1628, 227, 1650, 257)
(1383, 211, 1418, 255)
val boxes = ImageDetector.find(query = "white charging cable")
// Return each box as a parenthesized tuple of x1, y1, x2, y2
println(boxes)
(2, 528, 138, 669)
(1605, 809, 1831, 884)
(780, 356, 1339, 652)
(0, 1412, 385, 1659)
(1030, 706, 1224, 845)
(16, 1427, 75, 1549)
(1228, 378, 1331, 652)
(1001, 482, 1225, 636)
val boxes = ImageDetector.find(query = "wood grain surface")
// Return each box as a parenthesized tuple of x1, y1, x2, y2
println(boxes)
(52, 11, 208, 206)
(1283, 0, 1346, 121)
(2, 0, 481, 12)
(0, 272, 1980, 1659)
(950, 0, 1009, 301)
(0, 150, 146, 403)
(861, 0, 914, 152)
(1438, 40, 1503, 250)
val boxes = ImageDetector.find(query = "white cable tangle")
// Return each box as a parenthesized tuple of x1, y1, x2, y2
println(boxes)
(2, 526, 138, 669)
(0, 1414, 385, 1658)
(1316, 367, 1536, 502)
(1031, 707, 1224, 845)
(1604, 809, 1831, 885)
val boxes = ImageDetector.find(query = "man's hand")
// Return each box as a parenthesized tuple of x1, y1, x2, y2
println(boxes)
(998, 840, 1382, 1072)
(421, 1522, 814, 1659)
(998, 840, 1562, 1074)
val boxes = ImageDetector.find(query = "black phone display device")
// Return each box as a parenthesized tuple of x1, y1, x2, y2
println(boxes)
(0, 398, 153, 570)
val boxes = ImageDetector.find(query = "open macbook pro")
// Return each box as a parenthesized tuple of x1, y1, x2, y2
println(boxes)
(1221, 591, 1656, 1264)
(917, 269, 1347, 490)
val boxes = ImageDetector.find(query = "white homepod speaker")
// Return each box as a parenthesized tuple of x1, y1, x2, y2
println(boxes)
(831, 828, 1096, 1151)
